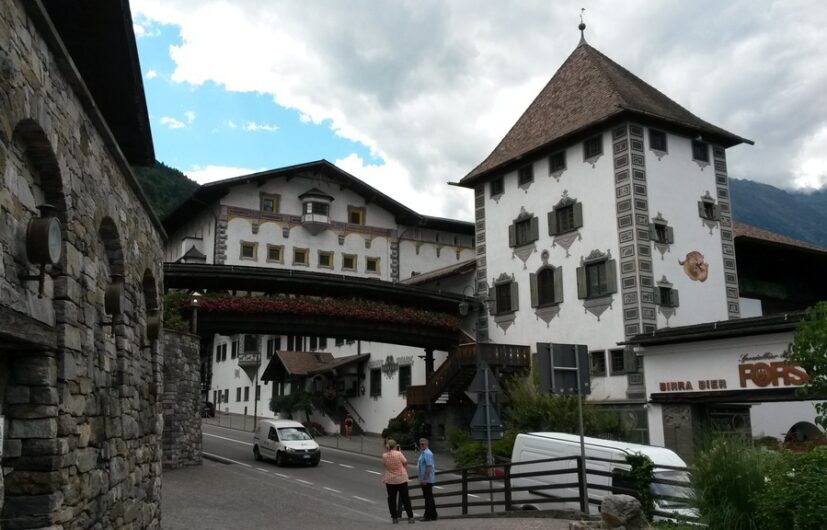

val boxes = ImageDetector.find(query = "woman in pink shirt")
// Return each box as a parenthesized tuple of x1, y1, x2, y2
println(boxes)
(382, 439, 414, 524)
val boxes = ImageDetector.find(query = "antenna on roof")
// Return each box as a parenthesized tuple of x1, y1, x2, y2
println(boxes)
(578, 8, 587, 45)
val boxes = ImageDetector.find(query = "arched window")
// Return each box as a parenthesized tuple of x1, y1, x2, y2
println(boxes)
(530, 266, 563, 307)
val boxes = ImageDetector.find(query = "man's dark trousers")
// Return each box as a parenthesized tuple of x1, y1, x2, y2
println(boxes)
(420, 483, 437, 521)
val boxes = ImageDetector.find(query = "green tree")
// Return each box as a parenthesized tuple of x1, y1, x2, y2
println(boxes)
(269, 387, 323, 423)
(788, 301, 827, 430)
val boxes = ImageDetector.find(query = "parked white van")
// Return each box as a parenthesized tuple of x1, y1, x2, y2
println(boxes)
(253, 419, 321, 466)
(510, 432, 693, 518)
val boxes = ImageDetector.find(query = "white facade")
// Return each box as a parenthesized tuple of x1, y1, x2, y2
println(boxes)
(165, 163, 474, 434)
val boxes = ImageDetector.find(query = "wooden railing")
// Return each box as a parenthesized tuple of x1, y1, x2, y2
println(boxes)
(406, 343, 530, 407)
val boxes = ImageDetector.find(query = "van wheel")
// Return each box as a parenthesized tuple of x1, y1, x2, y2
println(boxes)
(253, 446, 261, 461)
(275, 451, 284, 466)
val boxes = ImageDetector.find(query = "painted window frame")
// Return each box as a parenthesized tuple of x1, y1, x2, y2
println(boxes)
(293, 247, 309, 266)
(266, 244, 284, 263)
(260, 193, 280, 213)
(576, 254, 618, 300)
(530, 265, 564, 308)
(317, 250, 334, 269)
(342, 253, 357, 271)
(240, 241, 257, 261)
(365, 256, 380, 274)
(348, 205, 366, 225)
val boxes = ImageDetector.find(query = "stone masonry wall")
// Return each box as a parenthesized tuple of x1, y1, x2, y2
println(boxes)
(162, 331, 202, 469)
(1, 1, 165, 528)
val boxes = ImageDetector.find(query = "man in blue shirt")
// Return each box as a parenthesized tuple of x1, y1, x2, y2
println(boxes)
(417, 438, 438, 521)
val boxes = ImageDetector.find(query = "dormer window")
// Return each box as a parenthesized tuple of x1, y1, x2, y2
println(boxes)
(348, 206, 365, 225)
(299, 188, 334, 235)
(260, 193, 280, 213)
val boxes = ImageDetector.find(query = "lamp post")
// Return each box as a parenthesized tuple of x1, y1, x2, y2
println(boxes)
(190, 291, 202, 334)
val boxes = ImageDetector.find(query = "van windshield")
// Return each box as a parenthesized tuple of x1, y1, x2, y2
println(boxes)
(278, 427, 313, 441)
(650, 470, 693, 508)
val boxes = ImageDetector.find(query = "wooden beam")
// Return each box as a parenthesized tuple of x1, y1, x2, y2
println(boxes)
(0, 305, 57, 351)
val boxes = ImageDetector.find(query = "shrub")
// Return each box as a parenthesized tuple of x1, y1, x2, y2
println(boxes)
(691, 437, 767, 530)
(755, 446, 827, 530)
(625, 452, 655, 521)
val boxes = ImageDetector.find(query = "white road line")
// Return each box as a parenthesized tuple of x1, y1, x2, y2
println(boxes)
(203, 452, 252, 467)
(203, 433, 253, 446)
(323, 486, 341, 494)
(321, 459, 334, 464)
(275, 473, 290, 479)
(296, 479, 314, 486)
(339, 464, 355, 469)
(365, 470, 381, 475)
(256, 467, 269, 472)
(434, 485, 444, 490)
(352, 495, 376, 504)
(468, 494, 480, 498)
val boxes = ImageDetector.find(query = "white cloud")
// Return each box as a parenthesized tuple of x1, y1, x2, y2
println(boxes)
(133, 23, 146, 38)
(185, 164, 260, 184)
(145, 69, 158, 79)
(160, 116, 186, 129)
(243, 121, 278, 132)
(225, 120, 237, 129)
(132, 0, 827, 213)
(184, 110, 196, 124)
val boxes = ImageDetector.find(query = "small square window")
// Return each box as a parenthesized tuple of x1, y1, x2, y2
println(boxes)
(692, 140, 709, 162)
(590, 350, 607, 376)
(293, 248, 309, 266)
(518, 165, 533, 186)
(260, 194, 280, 213)
(649, 130, 667, 152)
(348, 206, 365, 225)
(490, 177, 504, 197)
(610, 349, 626, 375)
(267, 245, 283, 263)
(318, 251, 333, 269)
(366, 257, 380, 274)
(549, 151, 566, 173)
(240, 242, 257, 260)
(584, 136, 603, 159)
(342, 254, 357, 271)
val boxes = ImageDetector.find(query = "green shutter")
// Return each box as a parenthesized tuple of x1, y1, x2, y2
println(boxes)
(489, 281, 498, 314)
(553, 266, 564, 304)
(508, 224, 516, 247)
(529, 216, 539, 242)
(667, 226, 675, 244)
(510, 281, 519, 312)
(576, 265, 587, 299)
(548, 210, 558, 236)
(671, 288, 680, 308)
(606, 259, 618, 294)
(649, 222, 658, 241)
(712, 204, 721, 221)
(529, 273, 538, 308)
(653, 286, 661, 305)
(573, 202, 584, 229)
(697, 201, 705, 219)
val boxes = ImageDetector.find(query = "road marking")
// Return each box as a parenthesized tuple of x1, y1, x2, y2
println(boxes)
(203, 433, 252, 446)
(275, 473, 290, 479)
(321, 459, 334, 464)
(339, 464, 354, 469)
(365, 470, 381, 475)
(256, 467, 269, 472)
(323, 487, 341, 493)
(352, 495, 376, 504)
(296, 479, 314, 486)
(203, 452, 251, 467)
(434, 486, 444, 490)
(468, 494, 480, 498)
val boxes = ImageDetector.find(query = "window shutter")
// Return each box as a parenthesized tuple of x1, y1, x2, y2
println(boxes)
(573, 202, 584, 229)
(529, 216, 539, 242)
(553, 266, 564, 304)
(576, 265, 587, 299)
(510, 281, 519, 312)
(508, 224, 516, 247)
(548, 210, 558, 236)
(624, 347, 638, 373)
(489, 282, 498, 314)
(529, 273, 539, 308)
(667, 226, 675, 244)
(671, 289, 679, 308)
(712, 204, 721, 221)
(649, 222, 658, 241)
(606, 259, 618, 294)
(653, 287, 661, 305)
(697, 201, 706, 219)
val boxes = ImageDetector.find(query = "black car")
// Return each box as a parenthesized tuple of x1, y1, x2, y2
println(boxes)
(201, 401, 216, 418)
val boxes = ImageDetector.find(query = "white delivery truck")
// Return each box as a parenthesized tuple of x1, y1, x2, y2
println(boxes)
(510, 432, 693, 519)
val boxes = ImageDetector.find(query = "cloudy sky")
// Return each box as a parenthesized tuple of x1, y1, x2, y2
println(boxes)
(130, 0, 827, 221)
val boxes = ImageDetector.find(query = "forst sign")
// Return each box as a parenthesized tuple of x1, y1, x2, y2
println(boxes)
(658, 351, 808, 393)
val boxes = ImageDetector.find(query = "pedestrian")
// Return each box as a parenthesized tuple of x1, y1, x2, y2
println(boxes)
(417, 438, 438, 521)
(344, 414, 353, 440)
(382, 438, 415, 524)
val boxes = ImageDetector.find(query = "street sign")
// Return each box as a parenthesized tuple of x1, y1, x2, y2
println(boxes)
(468, 362, 501, 393)
(536, 343, 590, 395)
(470, 399, 503, 441)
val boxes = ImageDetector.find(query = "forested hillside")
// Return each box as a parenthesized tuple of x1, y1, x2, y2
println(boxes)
(132, 161, 199, 219)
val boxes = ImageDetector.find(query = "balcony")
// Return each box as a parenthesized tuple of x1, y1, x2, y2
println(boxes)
(238, 351, 261, 370)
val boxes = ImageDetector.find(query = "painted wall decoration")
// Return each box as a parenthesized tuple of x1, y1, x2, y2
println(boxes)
(679, 251, 708, 282)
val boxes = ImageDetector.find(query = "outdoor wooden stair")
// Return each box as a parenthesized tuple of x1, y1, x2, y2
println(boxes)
(405, 342, 530, 408)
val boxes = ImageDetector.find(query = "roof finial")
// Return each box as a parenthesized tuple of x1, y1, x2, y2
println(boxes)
(578, 8, 587, 45)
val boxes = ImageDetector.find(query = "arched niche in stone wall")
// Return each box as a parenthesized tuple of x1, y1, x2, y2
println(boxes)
(96, 216, 129, 385)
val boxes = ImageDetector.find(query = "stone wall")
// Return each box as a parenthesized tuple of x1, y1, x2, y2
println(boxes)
(0, 1, 164, 528)
(162, 331, 203, 468)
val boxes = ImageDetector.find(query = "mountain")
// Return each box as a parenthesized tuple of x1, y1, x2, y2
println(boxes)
(132, 161, 199, 219)
(729, 179, 827, 248)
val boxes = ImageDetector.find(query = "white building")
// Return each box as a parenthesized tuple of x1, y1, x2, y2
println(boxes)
(455, 31, 752, 441)
(163, 160, 479, 434)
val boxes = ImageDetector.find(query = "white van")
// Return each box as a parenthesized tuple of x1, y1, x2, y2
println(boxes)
(510, 432, 693, 518)
(253, 419, 321, 466)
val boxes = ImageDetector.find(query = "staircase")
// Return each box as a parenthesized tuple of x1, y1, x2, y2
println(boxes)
(405, 342, 530, 409)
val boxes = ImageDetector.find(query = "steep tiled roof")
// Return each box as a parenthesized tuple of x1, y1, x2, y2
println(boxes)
(733, 223, 827, 253)
(400, 259, 476, 286)
(460, 42, 752, 185)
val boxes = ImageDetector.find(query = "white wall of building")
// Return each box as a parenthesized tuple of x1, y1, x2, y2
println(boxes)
(165, 209, 216, 262)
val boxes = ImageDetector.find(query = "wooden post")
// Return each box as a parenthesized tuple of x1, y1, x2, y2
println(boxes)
(504, 463, 512, 511)
(577, 456, 588, 514)
(461, 469, 469, 515)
